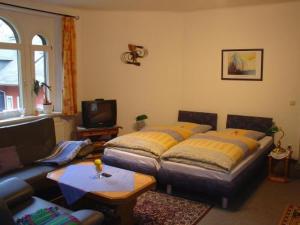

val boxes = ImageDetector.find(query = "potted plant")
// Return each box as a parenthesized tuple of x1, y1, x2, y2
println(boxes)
(135, 114, 148, 131)
(266, 123, 279, 136)
(267, 123, 287, 153)
(33, 80, 52, 114)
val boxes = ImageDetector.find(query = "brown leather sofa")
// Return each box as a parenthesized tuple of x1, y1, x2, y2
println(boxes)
(0, 177, 104, 225)
(0, 118, 59, 195)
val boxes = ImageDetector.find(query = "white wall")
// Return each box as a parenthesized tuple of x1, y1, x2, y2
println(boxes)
(182, 2, 300, 158)
(79, 2, 300, 158)
(79, 11, 183, 134)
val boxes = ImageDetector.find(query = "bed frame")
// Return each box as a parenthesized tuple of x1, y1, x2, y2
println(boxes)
(102, 110, 218, 176)
(178, 110, 217, 130)
(158, 114, 274, 209)
(226, 114, 273, 133)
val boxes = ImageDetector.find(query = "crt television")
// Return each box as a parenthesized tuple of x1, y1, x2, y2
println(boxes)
(82, 99, 117, 128)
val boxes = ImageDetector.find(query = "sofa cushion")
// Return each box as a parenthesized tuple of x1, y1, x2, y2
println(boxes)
(0, 165, 57, 190)
(0, 146, 23, 175)
(0, 118, 56, 166)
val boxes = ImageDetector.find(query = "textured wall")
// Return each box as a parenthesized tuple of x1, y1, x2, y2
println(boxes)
(182, 2, 300, 158)
(79, 11, 184, 134)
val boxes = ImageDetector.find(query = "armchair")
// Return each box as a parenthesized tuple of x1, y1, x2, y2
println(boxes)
(0, 178, 104, 225)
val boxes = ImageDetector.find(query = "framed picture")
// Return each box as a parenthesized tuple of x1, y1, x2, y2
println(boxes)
(221, 49, 264, 81)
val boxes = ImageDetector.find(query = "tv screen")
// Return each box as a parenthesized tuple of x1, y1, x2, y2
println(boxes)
(82, 99, 117, 128)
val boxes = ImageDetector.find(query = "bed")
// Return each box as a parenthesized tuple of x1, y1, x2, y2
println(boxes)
(102, 110, 217, 176)
(158, 114, 274, 208)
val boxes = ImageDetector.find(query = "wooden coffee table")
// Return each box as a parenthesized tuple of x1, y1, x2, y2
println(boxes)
(47, 162, 156, 225)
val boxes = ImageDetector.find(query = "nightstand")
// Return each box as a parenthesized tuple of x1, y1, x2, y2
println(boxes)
(268, 147, 292, 183)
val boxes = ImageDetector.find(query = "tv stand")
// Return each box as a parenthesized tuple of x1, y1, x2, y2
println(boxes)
(76, 126, 122, 151)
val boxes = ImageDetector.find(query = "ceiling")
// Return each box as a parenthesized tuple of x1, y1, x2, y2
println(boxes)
(32, 0, 300, 11)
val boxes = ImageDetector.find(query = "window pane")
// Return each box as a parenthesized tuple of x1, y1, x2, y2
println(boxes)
(34, 50, 48, 110)
(0, 49, 21, 112)
(0, 19, 17, 43)
(32, 35, 46, 45)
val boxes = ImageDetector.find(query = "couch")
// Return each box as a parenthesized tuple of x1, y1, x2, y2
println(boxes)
(0, 177, 104, 225)
(0, 118, 59, 195)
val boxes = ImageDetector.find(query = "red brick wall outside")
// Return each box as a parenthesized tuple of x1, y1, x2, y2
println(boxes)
(0, 85, 44, 109)
(0, 85, 20, 108)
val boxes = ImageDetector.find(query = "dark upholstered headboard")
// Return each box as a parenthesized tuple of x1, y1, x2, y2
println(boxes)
(178, 110, 218, 130)
(226, 114, 273, 133)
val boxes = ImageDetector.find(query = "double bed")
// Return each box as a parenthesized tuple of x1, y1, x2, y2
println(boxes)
(102, 110, 218, 176)
(158, 114, 273, 208)
(103, 112, 273, 208)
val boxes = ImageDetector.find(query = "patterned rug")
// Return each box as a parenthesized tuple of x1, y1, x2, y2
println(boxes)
(278, 205, 300, 225)
(133, 191, 211, 225)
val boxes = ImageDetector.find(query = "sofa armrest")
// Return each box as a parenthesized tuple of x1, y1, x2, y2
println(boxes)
(71, 210, 104, 225)
(0, 198, 15, 225)
(0, 177, 34, 208)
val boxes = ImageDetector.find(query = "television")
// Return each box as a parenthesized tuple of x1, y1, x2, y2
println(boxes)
(82, 99, 117, 128)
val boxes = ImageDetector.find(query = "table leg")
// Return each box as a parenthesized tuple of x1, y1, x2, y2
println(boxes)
(284, 157, 289, 181)
(115, 200, 137, 225)
(268, 156, 272, 177)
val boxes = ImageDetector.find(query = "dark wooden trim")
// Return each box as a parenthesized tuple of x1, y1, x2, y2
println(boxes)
(178, 110, 218, 130)
(226, 114, 273, 133)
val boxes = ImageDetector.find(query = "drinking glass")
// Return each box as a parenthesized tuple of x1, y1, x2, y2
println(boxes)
(94, 159, 103, 179)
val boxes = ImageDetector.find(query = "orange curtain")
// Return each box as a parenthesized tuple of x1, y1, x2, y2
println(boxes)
(62, 17, 77, 116)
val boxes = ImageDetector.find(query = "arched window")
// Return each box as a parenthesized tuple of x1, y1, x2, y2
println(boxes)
(0, 18, 18, 43)
(32, 34, 50, 110)
(0, 11, 60, 120)
(32, 34, 46, 45)
(0, 18, 21, 114)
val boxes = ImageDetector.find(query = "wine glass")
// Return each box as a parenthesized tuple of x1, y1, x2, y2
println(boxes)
(94, 159, 103, 179)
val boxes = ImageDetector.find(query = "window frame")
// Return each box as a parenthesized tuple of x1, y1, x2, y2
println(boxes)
(0, 13, 59, 119)
(30, 33, 55, 113)
(0, 17, 24, 119)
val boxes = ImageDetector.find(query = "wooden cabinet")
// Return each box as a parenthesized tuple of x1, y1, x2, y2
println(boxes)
(76, 126, 122, 151)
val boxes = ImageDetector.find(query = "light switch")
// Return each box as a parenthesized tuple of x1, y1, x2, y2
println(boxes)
(289, 100, 296, 106)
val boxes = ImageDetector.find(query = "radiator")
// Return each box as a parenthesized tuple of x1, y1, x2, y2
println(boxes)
(53, 117, 74, 143)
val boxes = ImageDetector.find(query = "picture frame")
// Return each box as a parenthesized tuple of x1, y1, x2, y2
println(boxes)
(221, 49, 264, 81)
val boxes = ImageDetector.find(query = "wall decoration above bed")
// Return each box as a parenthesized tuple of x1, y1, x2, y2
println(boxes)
(221, 49, 264, 81)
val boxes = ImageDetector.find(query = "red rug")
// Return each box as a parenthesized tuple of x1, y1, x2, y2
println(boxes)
(134, 191, 211, 225)
(278, 205, 300, 225)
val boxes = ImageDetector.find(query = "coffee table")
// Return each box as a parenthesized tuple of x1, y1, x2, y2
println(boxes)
(47, 162, 156, 225)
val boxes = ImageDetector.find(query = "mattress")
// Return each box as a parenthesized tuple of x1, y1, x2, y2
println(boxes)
(103, 147, 161, 175)
(160, 136, 273, 182)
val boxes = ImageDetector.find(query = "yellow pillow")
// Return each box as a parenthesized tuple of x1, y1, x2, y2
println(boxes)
(174, 122, 212, 134)
(219, 128, 266, 140)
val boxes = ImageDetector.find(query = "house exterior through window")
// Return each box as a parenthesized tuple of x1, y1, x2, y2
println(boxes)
(0, 18, 21, 114)
(0, 8, 62, 120)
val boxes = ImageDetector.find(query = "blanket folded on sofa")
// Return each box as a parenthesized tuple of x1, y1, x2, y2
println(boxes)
(36, 139, 91, 165)
(161, 131, 259, 172)
(105, 123, 210, 157)
(16, 207, 80, 225)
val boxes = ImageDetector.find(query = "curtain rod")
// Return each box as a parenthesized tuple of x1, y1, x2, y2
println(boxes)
(0, 2, 80, 20)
